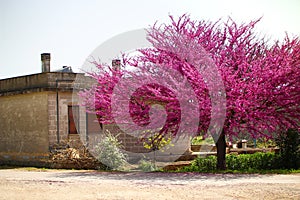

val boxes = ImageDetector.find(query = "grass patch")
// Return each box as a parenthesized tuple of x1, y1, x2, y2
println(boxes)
(17, 167, 49, 172)
(0, 165, 49, 171)
(0, 165, 18, 169)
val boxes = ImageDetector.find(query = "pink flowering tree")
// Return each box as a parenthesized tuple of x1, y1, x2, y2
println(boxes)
(81, 15, 300, 170)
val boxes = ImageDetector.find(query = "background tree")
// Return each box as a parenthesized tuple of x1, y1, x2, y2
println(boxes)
(81, 15, 300, 170)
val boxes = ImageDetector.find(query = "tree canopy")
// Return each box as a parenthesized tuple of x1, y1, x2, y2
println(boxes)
(80, 14, 300, 169)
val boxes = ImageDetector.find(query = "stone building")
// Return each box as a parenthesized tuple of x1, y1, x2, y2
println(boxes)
(0, 53, 101, 167)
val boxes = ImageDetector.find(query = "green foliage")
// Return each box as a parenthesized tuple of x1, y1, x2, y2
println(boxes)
(94, 131, 128, 170)
(177, 166, 300, 174)
(183, 152, 287, 172)
(255, 138, 277, 148)
(188, 156, 217, 172)
(226, 153, 281, 170)
(138, 159, 157, 172)
(275, 129, 300, 169)
(143, 132, 173, 152)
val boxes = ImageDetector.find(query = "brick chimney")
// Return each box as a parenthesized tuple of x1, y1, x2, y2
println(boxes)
(41, 53, 51, 72)
(112, 59, 121, 71)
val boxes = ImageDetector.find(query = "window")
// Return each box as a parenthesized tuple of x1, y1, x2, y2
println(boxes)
(68, 105, 79, 134)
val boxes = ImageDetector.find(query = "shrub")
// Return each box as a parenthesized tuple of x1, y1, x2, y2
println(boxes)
(138, 159, 157, 172)
(226, 152, 280, 170)
(191, 156, 217, 171)
(275, 129, 300, 169)
(94, 131, 128, 170)
(187, 152, 282, 172)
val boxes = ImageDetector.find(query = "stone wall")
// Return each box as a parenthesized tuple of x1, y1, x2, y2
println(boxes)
(0, 92, 49, 165)
(0, 72, 93, 167)
(103, 124, 150, 153)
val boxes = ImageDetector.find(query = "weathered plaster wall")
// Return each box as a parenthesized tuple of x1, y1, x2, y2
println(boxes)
(0, 92, 49, 153)
(0, 92, 50, 166)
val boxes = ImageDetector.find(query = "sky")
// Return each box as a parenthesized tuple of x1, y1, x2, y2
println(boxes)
(0, 0, 299, 79)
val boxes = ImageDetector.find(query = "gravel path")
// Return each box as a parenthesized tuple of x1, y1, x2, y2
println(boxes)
(0, 169, 299, 199)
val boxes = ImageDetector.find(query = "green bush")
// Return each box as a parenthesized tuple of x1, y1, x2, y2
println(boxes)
(94, 131, 128, 170)
(186, 152, 283, 172)
(138, 159, 157, 172)
(190, 156, 217, 172)
(275, 129, 300, 169)
(226, 152, 280, 170)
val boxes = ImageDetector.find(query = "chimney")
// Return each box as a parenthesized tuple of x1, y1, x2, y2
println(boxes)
(41, 53, 51, 72)
(112, 59, 121, 71)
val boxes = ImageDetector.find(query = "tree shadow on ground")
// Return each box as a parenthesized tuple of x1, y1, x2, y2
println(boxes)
(54, 170, 268, 183)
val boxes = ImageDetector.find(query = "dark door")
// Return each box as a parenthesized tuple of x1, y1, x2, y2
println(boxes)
(68, 106, 79, 134)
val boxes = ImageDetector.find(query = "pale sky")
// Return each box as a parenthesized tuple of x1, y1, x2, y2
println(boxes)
(0, 0, 299, 79)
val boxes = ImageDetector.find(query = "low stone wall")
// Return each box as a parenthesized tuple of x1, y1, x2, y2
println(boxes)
(191, 144, 217, 152)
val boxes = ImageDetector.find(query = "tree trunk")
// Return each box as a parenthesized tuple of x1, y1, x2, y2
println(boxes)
(216, 131, 226, 170)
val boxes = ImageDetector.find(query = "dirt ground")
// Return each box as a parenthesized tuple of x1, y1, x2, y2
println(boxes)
(0, 168, 299, 200)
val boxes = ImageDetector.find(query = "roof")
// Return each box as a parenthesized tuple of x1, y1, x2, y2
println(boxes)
(0, 72, 94, 96)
